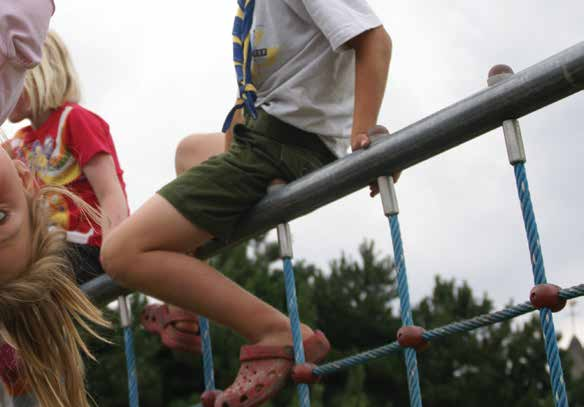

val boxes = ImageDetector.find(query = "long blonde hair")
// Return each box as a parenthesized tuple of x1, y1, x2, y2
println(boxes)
(24, 31, 81, 125)
(0, 182, 110, 407)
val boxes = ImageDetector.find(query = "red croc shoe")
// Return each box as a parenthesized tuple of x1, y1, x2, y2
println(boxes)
(211, 330, 330, 407)
(141, 304, 202, 354)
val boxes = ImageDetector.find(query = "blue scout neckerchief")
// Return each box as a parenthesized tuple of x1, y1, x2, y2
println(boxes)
(222, 0, 257, 132)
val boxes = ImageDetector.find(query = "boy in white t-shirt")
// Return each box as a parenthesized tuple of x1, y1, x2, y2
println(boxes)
(101, 1, 393, 406)
(251, 0, 390, 156)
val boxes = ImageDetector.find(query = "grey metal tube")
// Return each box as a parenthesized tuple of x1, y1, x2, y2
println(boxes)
(118, 295, 132, 328)
(82, 41, 584, 303)
(83, 274, 130, 305)
(198, 41, 584, 257)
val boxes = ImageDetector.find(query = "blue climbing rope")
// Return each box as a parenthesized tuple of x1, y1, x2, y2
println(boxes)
(559, 284, 584, 300)
(313, 300, 536, 376)
(388, 215, 423, 407)
(123, 326, 140, 407)
(314, 341, 403, 377)
(118, 296, 139, 407)
(283, 257, 311, 407)
(313, 283, 584, 377)
(199, 317, 216, 391)
(513, 162, 568, 407)
(421, 301, 535, 341)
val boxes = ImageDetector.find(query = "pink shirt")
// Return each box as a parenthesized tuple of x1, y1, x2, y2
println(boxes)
(0, 0, 54, 124)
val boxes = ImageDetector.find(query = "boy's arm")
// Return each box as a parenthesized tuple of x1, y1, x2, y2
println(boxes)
(346, 26, 392, 152)
(83, 153, 129, 238)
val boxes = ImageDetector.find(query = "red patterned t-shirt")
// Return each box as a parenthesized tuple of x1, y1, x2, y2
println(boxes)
(7, 103, 127, 247)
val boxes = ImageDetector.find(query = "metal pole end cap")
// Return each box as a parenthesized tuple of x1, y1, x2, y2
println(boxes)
(487, 64, 514, 87)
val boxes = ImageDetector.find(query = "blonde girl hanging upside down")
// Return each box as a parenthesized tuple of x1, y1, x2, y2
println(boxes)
(102, 0, 393, 406)
(0, 144, 110, 407)
(0, 136, 109, 407)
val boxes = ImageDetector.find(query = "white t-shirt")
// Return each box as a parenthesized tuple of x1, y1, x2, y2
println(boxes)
(252, 0, 382, 157)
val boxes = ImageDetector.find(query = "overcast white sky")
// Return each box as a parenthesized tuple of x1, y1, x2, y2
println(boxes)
(3, 1, 584, 346)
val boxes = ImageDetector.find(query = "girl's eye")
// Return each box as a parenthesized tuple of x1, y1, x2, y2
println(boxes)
(0, 210, 7, 224)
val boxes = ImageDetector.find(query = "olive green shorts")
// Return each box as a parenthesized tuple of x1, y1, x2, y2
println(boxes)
(158, 110, 337, 242)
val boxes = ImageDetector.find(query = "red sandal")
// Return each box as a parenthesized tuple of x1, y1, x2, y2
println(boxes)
(204, 330, 330, 407)
(140, 304, 202, 354)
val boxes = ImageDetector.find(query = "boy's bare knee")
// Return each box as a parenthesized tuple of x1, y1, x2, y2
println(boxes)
(175, 133, 224, 175)
(176, 134, 199, 153)
(175, 136, 197, 175)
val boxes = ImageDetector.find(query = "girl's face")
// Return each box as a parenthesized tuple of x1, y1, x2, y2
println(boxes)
(9, 90, 32, 124)
(0, 148, 34, 283)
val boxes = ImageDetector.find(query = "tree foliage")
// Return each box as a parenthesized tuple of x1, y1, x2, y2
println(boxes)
(84, 238, 584, 406)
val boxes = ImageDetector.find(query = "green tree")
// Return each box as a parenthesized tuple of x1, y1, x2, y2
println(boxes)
(84, 239, 582, 407)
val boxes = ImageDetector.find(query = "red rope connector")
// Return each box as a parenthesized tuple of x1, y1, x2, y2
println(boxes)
(530, 284, 566, 312)
(201, 390, 221, 407)
(397, 326, 429, 352)
(292, 363, 321, 384)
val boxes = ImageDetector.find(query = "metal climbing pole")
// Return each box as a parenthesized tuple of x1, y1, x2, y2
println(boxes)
(489, 65, 569, 407)
(271, 184, 311, 407)
(375, 135, 423, 407)
(199, 317, 216, 392)
(119, 296, 140, 407)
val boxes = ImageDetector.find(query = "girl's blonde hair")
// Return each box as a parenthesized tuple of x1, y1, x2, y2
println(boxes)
(0, 179, 110, 407)
(24, 31, 81, 124)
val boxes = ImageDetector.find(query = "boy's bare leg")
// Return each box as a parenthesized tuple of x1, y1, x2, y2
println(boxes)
(101, 194, 313, 346)
(103, 133, 313, 345)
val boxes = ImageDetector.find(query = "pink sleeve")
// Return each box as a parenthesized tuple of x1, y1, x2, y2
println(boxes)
(0, 0, 54, 124)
